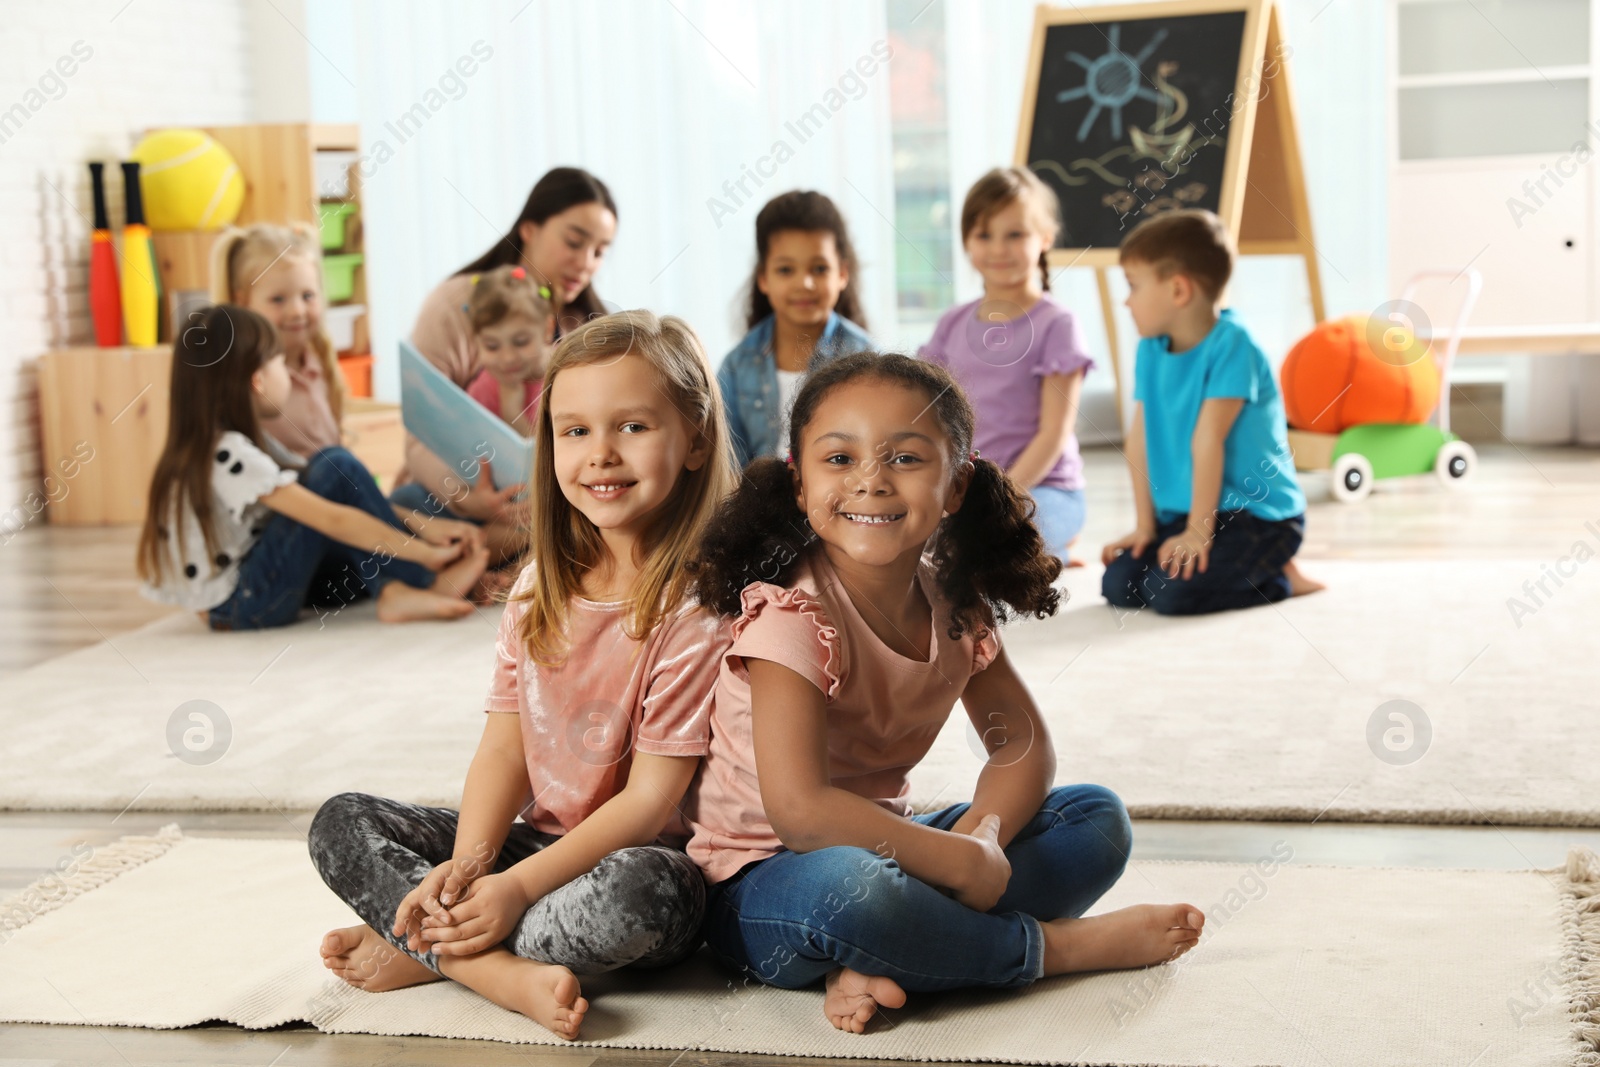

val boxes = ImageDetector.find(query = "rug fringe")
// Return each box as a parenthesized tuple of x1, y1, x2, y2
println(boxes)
(0, 823, 183, 939)
(1565, 846, 1600, 1065)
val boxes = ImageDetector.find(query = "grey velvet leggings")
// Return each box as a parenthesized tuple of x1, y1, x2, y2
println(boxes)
(308, 792, 705, 976)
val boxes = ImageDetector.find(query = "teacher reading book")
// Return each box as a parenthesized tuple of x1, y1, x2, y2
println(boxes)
(390, 167, 618, 564)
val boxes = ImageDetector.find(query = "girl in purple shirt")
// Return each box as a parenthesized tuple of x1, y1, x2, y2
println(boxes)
(920, 168, 1094, 563)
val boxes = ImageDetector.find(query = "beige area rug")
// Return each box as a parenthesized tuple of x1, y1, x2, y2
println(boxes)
(0, 560, 1595, 826)
(3, 828, 1597, 1066)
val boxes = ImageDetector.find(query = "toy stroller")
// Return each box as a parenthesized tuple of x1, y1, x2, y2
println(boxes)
(1285, 269, 1483, 502)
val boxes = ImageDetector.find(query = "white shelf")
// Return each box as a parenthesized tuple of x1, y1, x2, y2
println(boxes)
(1397, 65, 1589, 89)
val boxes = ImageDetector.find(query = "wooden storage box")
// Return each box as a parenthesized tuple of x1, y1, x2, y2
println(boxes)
(37, 345, 173, 525)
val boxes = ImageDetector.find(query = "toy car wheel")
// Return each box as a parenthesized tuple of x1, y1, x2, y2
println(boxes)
(1434, 440, 1476, 486)
(1331, 452, 1374, 503)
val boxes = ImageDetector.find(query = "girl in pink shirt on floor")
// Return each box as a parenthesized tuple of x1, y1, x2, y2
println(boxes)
(308, 310, 737, 1042)
(684, 352, 1204, 1033)
(211, 223, 345, 459)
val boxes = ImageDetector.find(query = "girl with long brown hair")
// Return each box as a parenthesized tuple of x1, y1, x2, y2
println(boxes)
(136, 305, 487, 629)
(718, 189, 875, 467)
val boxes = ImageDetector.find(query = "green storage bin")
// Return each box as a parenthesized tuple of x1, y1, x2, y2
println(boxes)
(317, 202, 357, 250)
(322, 253, 363, 303)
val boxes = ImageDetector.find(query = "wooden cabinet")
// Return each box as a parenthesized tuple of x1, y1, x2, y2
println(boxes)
(37, 345, 403, 526)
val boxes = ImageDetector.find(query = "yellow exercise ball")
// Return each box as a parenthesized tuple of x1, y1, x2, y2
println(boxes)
(129, 129, 245, 230)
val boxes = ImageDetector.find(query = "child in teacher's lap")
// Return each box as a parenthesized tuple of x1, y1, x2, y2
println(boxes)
(1102, 209, 1323, 615)
(685, 352, 1203, 1033)
(310, 310, 737, 1041)
(921, 167, 1093, 565)
(465, 265, 554, 438)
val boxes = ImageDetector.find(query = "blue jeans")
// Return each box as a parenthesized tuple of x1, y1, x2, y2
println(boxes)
(1101, 510, 1304, 616)
(702, 784, 1132, 992)
(1030, 486, 1086, 560)
(209, 447, 434, 631)
(388, 479, 473, 523)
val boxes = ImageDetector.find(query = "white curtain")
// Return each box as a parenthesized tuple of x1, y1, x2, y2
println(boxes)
(324, 0, 896, 401)
(941, 0, 1389, 433)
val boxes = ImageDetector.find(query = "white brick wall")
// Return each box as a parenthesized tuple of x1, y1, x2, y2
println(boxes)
(0, 0, 257, 525)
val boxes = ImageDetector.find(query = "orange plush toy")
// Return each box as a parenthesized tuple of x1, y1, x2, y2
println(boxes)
(1279, 316, 1440, 433)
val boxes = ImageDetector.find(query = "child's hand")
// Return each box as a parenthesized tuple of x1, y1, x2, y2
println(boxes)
(393, 856, 488, 951)
(415, 540, 467, 572)
(1157, 528, 1210, 580)
(417, 516, 486, 555)
(1101, 526, 1156, 566)
(415, 871, 531, 956)
(953, 814, 1012, 913)
(459, 457, 525, 523)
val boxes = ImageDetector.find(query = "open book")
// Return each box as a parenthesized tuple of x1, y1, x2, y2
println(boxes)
(398, 338, 532, 492)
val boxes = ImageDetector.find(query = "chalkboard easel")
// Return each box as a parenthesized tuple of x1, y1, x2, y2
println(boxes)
(1015, 0, 1325, 430)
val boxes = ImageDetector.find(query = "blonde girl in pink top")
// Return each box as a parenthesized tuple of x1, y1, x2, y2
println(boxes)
(308, 310, 737, 1041)
(210, 223, 345, 459)
(684, 352, 1204, 1033)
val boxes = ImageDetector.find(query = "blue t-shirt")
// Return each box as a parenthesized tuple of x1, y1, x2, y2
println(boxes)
(1133, 310, 1305, 523)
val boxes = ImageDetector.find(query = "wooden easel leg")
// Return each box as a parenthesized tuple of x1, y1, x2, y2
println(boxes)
(1302, 244, 1326, 324)
(1095, 266, 1128, 439)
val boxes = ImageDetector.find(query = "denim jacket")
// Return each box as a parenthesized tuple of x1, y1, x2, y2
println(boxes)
(717, 312, 875, 467)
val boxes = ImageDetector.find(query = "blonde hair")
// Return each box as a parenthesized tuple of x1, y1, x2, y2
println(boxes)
(960, 167, 1062, 291)
(513, 310, 736, 665)
(468, 265, 555, 334)
(209, 222, 345, 422)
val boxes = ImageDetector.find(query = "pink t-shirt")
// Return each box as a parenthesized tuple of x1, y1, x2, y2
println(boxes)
(486, 566, 730, 843)
(466, 369, 542, 427)
(684, 549, 999, 884)
(259, 353, 341, 459)
(919, 293, 1094, 491)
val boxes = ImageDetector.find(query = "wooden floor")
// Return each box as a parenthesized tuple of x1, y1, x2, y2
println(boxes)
(5, 427, 1600, 1065)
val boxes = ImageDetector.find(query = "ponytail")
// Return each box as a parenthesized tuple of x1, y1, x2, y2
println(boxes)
(688, 456, 816, 616)
(1038, 250, 1052, 293)
(932, 456, 1061, 639)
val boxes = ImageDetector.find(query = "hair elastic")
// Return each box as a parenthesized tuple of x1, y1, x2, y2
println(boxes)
(969, 449, 981, 461)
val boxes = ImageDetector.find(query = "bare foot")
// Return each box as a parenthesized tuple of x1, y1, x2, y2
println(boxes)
(1284, 559, 1325, 597)
(432, 545, 492, 600)
(1064, 555, 1087, 569)
(437, 950, 588, 1040)
(1042, 903, 1205, 975)
(320, 924, 441, 992)
(375, 581, 476, 622)
(823, 967, 907, 1034)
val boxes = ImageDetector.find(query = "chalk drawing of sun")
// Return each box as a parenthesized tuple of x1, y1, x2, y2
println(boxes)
(1056, 24, 1170, 143)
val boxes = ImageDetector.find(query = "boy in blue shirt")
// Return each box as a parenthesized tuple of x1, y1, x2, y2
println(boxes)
(1101, 210, 1323, 615)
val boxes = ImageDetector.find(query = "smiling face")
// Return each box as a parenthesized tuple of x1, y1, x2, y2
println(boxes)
(477, 312, 553, 383)
(241, 255, 323, 355)
(548, 353, 708, 549)
(793, 377, 969, 570)
(757, 229, 849, 333)
(963, 198, 1049, 293)
(519, 202, 617, 307)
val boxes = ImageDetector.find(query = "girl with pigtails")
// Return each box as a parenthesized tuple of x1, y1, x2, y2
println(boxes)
(683, 351, 1204, 1033)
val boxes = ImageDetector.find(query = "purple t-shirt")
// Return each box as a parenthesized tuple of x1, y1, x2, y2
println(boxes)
(919, 293, 1094, 491)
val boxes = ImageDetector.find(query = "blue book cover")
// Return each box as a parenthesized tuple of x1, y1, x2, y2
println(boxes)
(398, 339, 532, 492)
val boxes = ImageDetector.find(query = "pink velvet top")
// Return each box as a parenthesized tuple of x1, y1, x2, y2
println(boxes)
(259, 352, 341, 459)
(466, 369, 542, 428)
(486, 566, 730, 844)
(684, 549, 999, 883)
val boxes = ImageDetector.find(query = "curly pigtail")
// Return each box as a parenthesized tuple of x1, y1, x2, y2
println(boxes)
(932, 456, 1061, 639)
(688, 456, 817, 616)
